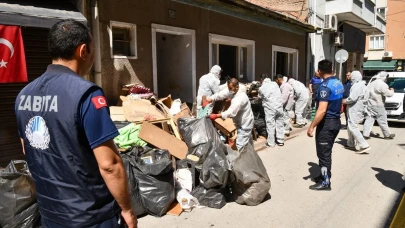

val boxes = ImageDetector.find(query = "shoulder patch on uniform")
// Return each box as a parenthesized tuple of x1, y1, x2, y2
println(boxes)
(320, 90, 327, 98)
(91, 96, 108, 109)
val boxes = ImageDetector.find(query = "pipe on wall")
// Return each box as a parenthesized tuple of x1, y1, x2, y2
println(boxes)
(91, 0, 102, 87)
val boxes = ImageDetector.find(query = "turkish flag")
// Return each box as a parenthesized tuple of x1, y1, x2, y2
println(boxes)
(0, 25, 27, 83)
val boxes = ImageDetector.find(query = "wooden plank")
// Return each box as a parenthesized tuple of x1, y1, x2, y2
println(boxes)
(138, 122, 188, 159)
(214, 118, 236, 136)
(166, 202, 183, 216)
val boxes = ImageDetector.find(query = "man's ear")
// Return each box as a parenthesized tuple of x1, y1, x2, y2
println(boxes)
(77, 43, 88, 60)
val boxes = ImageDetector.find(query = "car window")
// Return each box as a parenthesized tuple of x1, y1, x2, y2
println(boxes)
(387, 78, 405, 93)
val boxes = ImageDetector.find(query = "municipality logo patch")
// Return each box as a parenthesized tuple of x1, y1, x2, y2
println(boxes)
(320, 91, 327, 98)
(25, 116, 50, 150)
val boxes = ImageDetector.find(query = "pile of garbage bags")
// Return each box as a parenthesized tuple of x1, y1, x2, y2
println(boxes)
(177, 117, 271, 209)
(0, 160, 40, 228)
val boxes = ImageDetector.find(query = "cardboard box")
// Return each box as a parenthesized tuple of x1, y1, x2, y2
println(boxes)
(214, 118, 236, 136)
(139, 122, 188, 159)
(109, 106, 126, 121)
(123, 99, 165, 122)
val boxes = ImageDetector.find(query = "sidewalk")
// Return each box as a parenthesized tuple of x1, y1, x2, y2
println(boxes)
(254, 124, 309, 152)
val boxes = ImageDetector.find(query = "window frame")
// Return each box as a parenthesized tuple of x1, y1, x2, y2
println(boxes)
(109, 21, 137, 59)
(369, 35, 385, 50)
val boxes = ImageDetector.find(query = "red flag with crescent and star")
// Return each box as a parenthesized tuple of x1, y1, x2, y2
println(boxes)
(0, 25, 28, 83)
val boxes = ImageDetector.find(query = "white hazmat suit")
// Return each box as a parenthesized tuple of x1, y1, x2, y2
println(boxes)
(288, 78, 310, 126)
(258, 78, 284, 147)
(363, 72, 394, 138)
(196, 65, 221, 118)
(345, 71, 369, 149)
(280, 81, 295, 135)
(211, 86, 253, 151)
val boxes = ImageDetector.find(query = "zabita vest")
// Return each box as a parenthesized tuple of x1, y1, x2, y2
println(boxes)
(15, 64, 119, 227)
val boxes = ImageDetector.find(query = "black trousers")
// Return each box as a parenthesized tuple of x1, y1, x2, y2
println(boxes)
(315, 118, 341, 179)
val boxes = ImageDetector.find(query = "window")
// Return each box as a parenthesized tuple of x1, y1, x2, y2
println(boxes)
(109, 21, 137, 59)
(377, 7, 386, 19)
(369, 35, 385, 50)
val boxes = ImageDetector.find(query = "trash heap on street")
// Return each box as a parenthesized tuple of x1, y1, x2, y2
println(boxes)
(111, 84, 271, 217)
(0, 83, 271, 227)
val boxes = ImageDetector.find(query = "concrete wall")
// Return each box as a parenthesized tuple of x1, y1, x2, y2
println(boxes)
(156, 33, 193, 103)
(97, 0, 308, 104)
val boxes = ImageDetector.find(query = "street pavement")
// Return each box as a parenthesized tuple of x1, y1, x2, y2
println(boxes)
(138, 121, 405, 228)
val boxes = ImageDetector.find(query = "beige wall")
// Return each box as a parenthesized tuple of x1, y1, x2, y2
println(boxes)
(98, 0, 307, 104)
(365, 0, 405, 59)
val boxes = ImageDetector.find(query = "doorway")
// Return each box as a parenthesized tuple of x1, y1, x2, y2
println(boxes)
(219, 44, 237, 79)
(209, 34, 255, 82)
(272, 45, 299, 79)
(152, 24, 196, 103)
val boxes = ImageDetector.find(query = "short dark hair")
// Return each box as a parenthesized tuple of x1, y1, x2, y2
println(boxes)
(48, 19, 92, 60)
(260, 73, 269, 80)
(228, 78, 239, 87)
(276, 74, 284, 79)
(318, 59, 333, 74)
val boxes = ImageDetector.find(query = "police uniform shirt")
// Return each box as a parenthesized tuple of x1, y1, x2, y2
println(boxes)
(316, 76, 344, 119)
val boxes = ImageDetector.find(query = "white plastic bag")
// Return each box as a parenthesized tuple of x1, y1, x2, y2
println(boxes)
(175, 169, 193, 192)
(176, 189, 200, 212)
(170, 99, 182, 116)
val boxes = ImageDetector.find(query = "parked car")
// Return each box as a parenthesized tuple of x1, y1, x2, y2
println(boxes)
(367, 72, 405, 122)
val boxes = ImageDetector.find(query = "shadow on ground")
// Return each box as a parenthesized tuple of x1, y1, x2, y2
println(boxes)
(371, 167, 405, 227)
(335, 138, 348, 147)
(303, 162, 320, 181)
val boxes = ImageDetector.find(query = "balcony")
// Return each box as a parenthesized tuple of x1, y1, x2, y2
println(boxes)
(324, 0, 385, 34)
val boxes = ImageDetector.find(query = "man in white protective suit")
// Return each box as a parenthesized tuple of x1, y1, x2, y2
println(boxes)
(288, 78, 310, 128)
(343, 71, 370, 154)
(363, 71, 395, 140)
(258, 74, 284, 147)
(196, 65, 222, 118)
(276, 74, 295, 137)
(205, 78, 254, 151)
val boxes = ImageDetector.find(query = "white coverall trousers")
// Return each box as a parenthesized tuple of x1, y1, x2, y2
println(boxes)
(363, 106, 391, 138)
(264, 107, 284, 146)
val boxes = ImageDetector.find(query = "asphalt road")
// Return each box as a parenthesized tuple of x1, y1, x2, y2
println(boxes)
(138, 121, 405, 228)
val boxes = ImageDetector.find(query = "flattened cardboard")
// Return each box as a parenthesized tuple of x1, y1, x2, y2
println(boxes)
(166, 202, 183, 216)
(214, 118, 236, 136)
(123, 99, 165, 122)
(138, 122, 187, 159)
(109, 106, 126, 121)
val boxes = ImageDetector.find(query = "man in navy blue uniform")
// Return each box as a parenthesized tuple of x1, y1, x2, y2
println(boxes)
(309, 71, 323, 108)
(15, 20, 137, 227)
(307, 59, 344, 191)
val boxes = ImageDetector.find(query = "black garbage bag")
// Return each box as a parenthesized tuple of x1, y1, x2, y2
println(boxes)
(121, 147, 175, 217)
(178, 118, 233, 189)
(191, 185, 226, 209)
(121, 153, 147, 216)
(0, 160, 40, 228)
(254, 118, 267, 137)
(231, 143, 271, 206)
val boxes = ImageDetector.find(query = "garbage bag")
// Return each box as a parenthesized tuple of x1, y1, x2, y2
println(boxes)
(122, 147, 175, 217)
(178, 118, 232, 189)
(191, 185, 226, 209)
(0, 160, 40, 228)
(231, 143, 271, 206)
(121, 153, 147, 216)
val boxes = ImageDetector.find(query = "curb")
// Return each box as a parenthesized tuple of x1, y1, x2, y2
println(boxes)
(254, 125, 310, 152)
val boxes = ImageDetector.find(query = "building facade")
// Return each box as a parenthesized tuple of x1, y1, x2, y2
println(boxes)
(306, 0, 386, 81)
(92, 0, 315, 106)
(364, 0, 405, 78)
